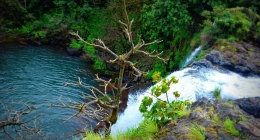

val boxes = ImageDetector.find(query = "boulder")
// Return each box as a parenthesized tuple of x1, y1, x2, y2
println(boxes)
(234, 97, 260, 118)
(191, 59, 213, 69)
(205, 50, 232, 68)
(236, 121, 260, 137)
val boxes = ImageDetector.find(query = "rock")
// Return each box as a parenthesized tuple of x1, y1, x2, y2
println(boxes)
(217, 130, 233, 140)
(191, 97, 213, 108)
(206, 132, 218, 140)
(205, 51, 232, 68)
(158, 132, 177, 140)
(66, 47, 84, 57)
(198, 118, 213, 127)
(190, 111, 203, 120)
(234, 97, 260, 118)
(234, 65, 251, 74)
(236, 121, 260, 137)
(158, 98, 260, 140)
(191, 59, 213, 69)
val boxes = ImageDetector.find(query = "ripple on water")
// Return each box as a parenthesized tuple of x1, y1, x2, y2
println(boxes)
(0, 44, 97, 139)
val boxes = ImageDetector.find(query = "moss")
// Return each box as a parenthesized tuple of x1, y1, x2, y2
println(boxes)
(220, 46, 226, 51)
(154, 127, 171, 139)
(194, 107, 203, 113)
(206, 127, 218, 137)
(224, 100, 234, 107)
(206, 106, 215, 118)
(248, 48, 254, 52)
(239, 116, 247, 122)
(213, 114, 222, 125)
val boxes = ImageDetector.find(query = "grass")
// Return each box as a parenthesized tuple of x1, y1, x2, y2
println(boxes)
(187, 124, 206, 140)
(212, 87, 222, 100)
(239, 116, 247, 122)
(223, 117, 239, 136)
(206, 106, 215, 118)
(82, 131, 105, 140)
(81, 119, 158, 140)
(115, 119, 158, 140)
(213, 114, 222, 125)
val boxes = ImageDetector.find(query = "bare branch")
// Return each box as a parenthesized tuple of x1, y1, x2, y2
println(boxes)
(0, 101, 43, 139)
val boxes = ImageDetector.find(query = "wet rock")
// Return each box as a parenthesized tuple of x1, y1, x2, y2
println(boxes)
(234, 65, 251, 74)
(206, 42, 260, 76)
(234, 97, 260, 118)
(66, 47, 84, 57)
(191, 59, 213, 69)
(206, 50, 232, 68)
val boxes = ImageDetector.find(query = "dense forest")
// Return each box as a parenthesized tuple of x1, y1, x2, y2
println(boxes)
(1, 0, 259, 78)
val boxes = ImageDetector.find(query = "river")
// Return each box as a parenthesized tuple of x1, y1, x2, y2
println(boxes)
(0, 43, 97, 139)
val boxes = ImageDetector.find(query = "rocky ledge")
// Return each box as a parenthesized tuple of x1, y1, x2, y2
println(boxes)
(157, 97, 260, 140)
(193, 42, 260, 77)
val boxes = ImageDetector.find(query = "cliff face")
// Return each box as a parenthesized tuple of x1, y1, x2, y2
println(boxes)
(157, 97, 260, 140)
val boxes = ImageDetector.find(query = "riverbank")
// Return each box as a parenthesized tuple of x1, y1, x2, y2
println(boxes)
(158, 97, 260, 140)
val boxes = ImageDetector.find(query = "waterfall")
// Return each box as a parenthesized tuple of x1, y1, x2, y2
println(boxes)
(111, 47, 260, 135)
(181, 46, 202, 69)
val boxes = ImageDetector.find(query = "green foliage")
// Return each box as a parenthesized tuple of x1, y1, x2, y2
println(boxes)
(200, 6, 260, 45)
(145, 61, 167, 79)
(223, 117, 239, 136)
(114, 119, 157, 140)
(138, 119, 158, 135)
(32, 30, 46, 39)
(187, 124, 206, 140)
(83, 44, 96, 56)
(239, 116, 247, 122)
(82, 131, 104, 140)
(140, 76, 192, 127)
(213, 114, 222, 125)
(220, 46, 226, 51)
(212, 87, 222, 100)
(152, 72, 162, 83)
(69, 39, 81, 49)
(141, 0, 192, 41)
(92, 58, 107, 73)
(195, 50, 207, 61)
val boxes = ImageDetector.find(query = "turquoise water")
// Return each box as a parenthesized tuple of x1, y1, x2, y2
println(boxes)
(0, 43, 97, 139)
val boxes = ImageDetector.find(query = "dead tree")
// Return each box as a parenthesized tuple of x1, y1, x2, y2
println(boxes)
(0, 101, 43, 139)
(50, 0, 168, 137)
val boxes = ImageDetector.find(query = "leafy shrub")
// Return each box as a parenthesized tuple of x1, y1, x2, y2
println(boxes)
(139, 76, 192, 127)
(69, 39, 81, 49)
(92, 58, 107, 73)
(83, 44, 96, 56)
